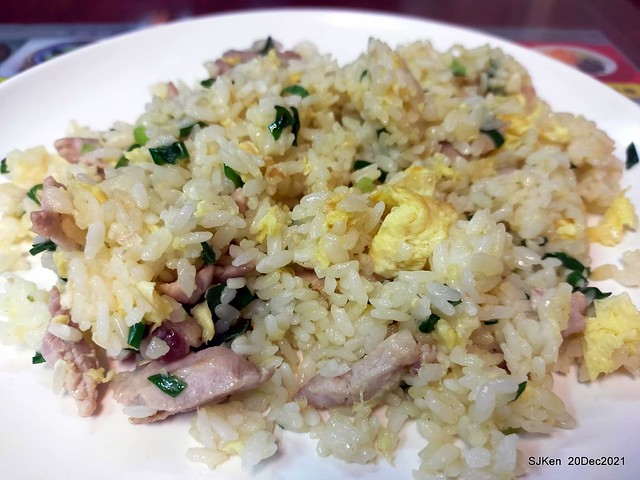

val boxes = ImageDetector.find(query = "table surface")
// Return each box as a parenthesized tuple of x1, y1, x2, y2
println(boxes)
(2, 0, 640, 102)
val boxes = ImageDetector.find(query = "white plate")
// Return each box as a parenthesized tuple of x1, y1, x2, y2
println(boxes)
(1, 9, 639, 480)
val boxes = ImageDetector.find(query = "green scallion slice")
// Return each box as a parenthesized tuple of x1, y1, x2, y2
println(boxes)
(626, 143, 638, 170)
(360, 69, 368, 81)
(483, 320, 499, 326)
(81, 143, 96, 154)
(224, 164, 244, 188)
(376, 127, 388, 138)
(147, 372, 187, 397)
(205, 284, 225, 317)
(512, 381, 527, 402)
(280, 85, 309, 98)
(268, 105, 300, 145)
(0, 158, 8, 174)
(149, 141, 190, 166)
(231, 286, 255, 311)
(115, 156, 129, 168)
(200, 242, 216, 265)
(26, 184, 43, 206)
(579, 286, 612, 301)
(133, 126, 148, 146)
(542, 252, 587, 274)
(259, 36, 275, 55)
(481, 129, 505, 148)
(200, 78, 216, 88)
(179, 122, 207, 139)
(32, 351, 45, 364)
(419, 313, 440, 334)
(450, 59, 466, 77)
(356, 177, 374, 193)
(353, 160, 372, 170)
(566, 270, 588, 291)
(448, 299, 462, 306)
(127, 322, 146, 351)
(29, 239, 56, 256)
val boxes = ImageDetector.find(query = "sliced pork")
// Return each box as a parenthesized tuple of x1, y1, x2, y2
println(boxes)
(54, 137, 106, 169)
(295, 330, 422, 409)
(40, 287, 101, 417)
(30, 176, 80, 250)
(561, 291, 588, 338)
(112, 346, 273, 423)
(159, 261, 255, 304)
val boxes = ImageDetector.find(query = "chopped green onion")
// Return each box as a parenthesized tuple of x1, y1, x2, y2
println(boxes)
(216, 320, 250, 345)
(280, 85, 309, 98)
(512, 381, 527, 402)
(376, 127, 389, 138)
(200, 78, 216, 88)
(149, 141, 189, 166)
(566, 270, 588, 291)
(133, 126, 148, 146)
(29, 239, 56, 256)
(268, 105, 300, 145)
(205, 284, 225, 316)
(80, 143, 96, 153)
(419, 313, 440, 334)
(627, 143, 638, 170)
(0, 158, 8, 174)
(115, 156, 129, 168)
(200, 242, 216, 265)
(127, 322, 146, 350)
(448, 299, 462, 306)
(353, 160, 388, 183)
(179, 122, 207, 139)
(231, 286, 255, 311)
(27, 295, 34, 302)
(542, 252, 587, 274)
(147, 372, 187, 397)
(356, 177, 374, 193)
(26, 184, 43, 206)
(259, 36, 275, 55)
(360, 69, 368, 80)
(354, 160, 372, 170)
(579, 286, 612, 301)
(501, 427, 522, 435)
(32, 351, 45, 364)
(224, 164, 244, 188)
(483, 320, 499, 325)
(450, 59, 466, 77)
(481, 129, 505, 148)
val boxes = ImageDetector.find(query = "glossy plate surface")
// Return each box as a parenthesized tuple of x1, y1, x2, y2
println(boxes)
(0, 9, 639, 480)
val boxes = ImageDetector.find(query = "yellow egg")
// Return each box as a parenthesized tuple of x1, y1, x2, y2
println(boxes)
(135, 281, 172, 326)
(587, 190, 638, 246)
(370, 167, 457, 278)
(554, 218, 580, 240)
(583, 292, 640, 381)
(435, 320, 458, 349)
(253, 205, 286, 243)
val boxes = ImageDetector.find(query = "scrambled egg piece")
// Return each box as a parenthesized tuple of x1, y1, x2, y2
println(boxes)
(587, 191, 638, 246)
(554, 218, 580, 240)
(135, 281, 172, 326)
(370, 166, 457, 278)
(583, 292, 640, 381)
(435, 320, 458, 349)
(252, 205, 287, 243)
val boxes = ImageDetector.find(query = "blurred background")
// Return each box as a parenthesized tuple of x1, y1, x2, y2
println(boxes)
(1, 0, 639, 102)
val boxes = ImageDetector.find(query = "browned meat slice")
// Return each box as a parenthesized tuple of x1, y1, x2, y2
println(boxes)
(231, 188, 248, 214)
(112, 347, 273, 423)
(166, 81, 179, 99)
(41, 288, 101, 417)
(158, 261, 255, 304)
(295, 330, 422, 409)
(213, 40, 301, 75)
(54, 137, 106, 169)
(293, 265, 324, 292)
(144, 318, 204, 362)
(562, 292, 588, 338)
(30, 176, 80, 250)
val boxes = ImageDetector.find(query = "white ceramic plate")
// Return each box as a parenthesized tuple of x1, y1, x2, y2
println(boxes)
(1, 9, 639, 480)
